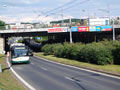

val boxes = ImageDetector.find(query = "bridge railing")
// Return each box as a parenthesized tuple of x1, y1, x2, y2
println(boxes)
(0, 25, 120, 34)
(113, 25, 120, 28)
(0, 28, 48, 33)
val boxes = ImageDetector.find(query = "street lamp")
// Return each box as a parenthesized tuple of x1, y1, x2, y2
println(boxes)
(69, 18, 72, 43)
(112, 19, 115, 40)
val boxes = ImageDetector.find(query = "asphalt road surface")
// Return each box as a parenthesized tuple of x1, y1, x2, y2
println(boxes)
(12, 56, 120, 90)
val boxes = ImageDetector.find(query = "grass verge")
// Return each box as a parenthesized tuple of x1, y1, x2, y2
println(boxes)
(0, 55, 26, 90)
(35, 53, 120, 76)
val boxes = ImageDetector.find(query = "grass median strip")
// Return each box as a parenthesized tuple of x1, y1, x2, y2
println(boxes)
(35, 53, 120, 75)
(0, 55, 26, 90)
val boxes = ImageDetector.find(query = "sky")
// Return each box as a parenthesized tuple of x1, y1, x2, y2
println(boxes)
(0, 0, 120, 23)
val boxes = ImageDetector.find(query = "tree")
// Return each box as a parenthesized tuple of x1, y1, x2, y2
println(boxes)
(0, 20, 6, 30)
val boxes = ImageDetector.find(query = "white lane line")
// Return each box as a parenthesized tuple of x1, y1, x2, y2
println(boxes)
(31, 63, 34, 65)
(41, 67, 47, 71)
(65, 77, 81, 84)
(34, 56, 120, 80)
(65, 77, 74, 82)
(6, 57, 36, 90)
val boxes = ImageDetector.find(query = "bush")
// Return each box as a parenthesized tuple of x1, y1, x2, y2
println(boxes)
(100, 40, 120, 64)
(77, 44, 94, 63)
(77, 43, 113, 65)
(62, 43, 73, 59)
(52, 43, 64, 57)
(41, 44, 54, 55)
(41, 41, 120, 65)
(70, 43, 83, 60)
(91, 43, 113, 65)
(99, 40, 120, 50)
(113, 46, 120, 64)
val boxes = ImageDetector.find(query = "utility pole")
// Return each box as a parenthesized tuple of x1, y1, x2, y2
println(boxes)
(113, 19, 115, 41)
(69, 18, 72, 43)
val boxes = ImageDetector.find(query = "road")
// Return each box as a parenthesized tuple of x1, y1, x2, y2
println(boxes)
(12, 56, 120, 90)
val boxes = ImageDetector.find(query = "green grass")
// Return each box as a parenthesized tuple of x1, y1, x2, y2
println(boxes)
(0, 55, 26, 90)
(35, 53, 120, 75)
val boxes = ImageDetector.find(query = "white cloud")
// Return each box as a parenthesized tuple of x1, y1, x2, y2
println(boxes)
(1, 0, 120, 23)
(6, 0, 41, 4)
(0, 14, 73, 23)
(20, 0, 41, 4)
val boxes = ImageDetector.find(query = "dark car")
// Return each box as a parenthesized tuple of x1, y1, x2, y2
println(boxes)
(28, 49, 33, 56)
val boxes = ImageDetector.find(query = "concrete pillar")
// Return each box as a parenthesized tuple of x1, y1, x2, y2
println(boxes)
(0, 37, 5, 54)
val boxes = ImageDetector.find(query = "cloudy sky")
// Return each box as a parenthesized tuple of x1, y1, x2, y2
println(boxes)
(0, 0, 120, 23)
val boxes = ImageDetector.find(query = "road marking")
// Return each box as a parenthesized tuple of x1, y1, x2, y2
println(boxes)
(65, 77, 74, 81)
(31, 62, 34, 65)
(6, 57, 36, 90)
(65, 77, 81, 84)
(34, 56, 120, 80)
(41, 67, 47, 71)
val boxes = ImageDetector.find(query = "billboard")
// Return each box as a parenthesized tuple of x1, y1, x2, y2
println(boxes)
(48, 27, 68, 33)
(89, 26, 96, 32)
(71, 27, 78, 32)
(95, 26, 101, 31)
(89, 26, 101, 32)
(78, 26, 89, 32)
(101, 26, 112, 31)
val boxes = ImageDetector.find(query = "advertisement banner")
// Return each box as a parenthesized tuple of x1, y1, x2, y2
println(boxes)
(89, 26, 96, 32)
(48, 27, 68, 33)
(90, 26, 101, 32)
(101, 26, 112, 31)
(71, 27, 78, 32)
(95, 26, 101, 31)
(78, 26, 89, 32)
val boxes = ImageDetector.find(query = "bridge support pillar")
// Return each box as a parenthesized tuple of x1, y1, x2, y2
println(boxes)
(0, 37, 5, 54)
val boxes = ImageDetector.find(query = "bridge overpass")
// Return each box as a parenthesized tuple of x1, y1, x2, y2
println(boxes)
(0, 25, 120, 54)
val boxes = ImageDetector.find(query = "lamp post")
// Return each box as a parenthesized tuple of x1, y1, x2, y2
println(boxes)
(69, 18, 72, 43)
(112, 19, 115, 41)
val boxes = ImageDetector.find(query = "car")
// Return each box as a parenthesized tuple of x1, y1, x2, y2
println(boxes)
(28, 49, 33, 56)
